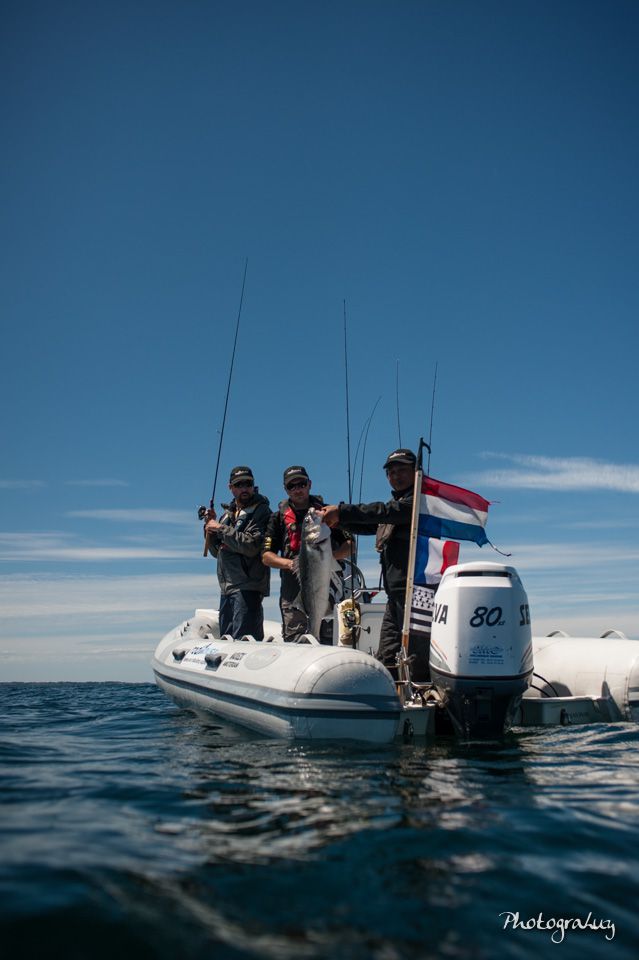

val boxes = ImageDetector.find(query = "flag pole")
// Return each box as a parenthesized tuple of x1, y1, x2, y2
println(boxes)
(397, 437, 428, 702)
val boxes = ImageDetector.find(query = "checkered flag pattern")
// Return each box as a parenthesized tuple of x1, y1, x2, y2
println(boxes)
(409, 584, 436, 635)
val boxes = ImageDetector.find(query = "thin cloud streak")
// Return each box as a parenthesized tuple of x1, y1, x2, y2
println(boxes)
(67, 509, 194, 524)
(506, 541, 639, 571)
(0, 480, 46, 489)
(0, 532, 193, 562)
(65, 479, 129, 487)
(0, 572, 214, 618)
(467, 453, 639, 493)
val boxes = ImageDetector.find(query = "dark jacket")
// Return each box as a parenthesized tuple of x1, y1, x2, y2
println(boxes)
(209, 493, 271, 596)
(263, 495, 350, 602)
(338, 487, 412, 596)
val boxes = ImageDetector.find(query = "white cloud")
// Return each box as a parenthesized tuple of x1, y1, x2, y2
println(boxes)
(0, 571, 282, 681)
(466, 453, 639, 493)
(0, 532, 194, 562)
(0, 480, 46, 489)
(559, 518, 639, 530)
(0, 572, 214, 617)
(67, 509, 194, 524)
(503, 541, 639, 571)
(64, 479, 129, 487)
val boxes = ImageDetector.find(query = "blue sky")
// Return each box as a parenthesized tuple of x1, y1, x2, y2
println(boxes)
(2, 0, 638, 680)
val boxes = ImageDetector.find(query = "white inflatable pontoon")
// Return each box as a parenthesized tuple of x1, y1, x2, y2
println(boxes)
(153, 562, 639, 741)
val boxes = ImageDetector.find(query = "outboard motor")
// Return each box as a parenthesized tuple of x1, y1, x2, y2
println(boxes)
(429, 562, 533, 738)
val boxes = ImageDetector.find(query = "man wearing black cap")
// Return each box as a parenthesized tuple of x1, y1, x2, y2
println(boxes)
(321, 449, 428, 680)
(204, 466, 271, 641)
(262, 466, 352, 642)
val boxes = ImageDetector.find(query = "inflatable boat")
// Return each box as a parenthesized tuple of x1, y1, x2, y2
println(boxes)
(152, 561, 639, 741)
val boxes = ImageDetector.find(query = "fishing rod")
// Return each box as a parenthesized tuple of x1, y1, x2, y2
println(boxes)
(353, 395, 382, 575)
(358, 395, 381, 502)
(351, 395, 381, 496)
(426, 361, 438, 476)
(339, 299, 361, 642)
(199, 258, 248, 556)
(348, 395, 381, 549)
(396, 359, 402, 447)
(343, 299, 353, 503)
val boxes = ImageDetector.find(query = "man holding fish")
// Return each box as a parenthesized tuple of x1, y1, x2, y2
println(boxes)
(262, 465, 352, 643)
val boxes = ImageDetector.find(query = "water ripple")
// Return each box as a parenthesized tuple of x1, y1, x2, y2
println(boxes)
(1, 683, 638, 959)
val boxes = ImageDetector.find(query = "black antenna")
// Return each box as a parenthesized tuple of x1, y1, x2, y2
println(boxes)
(343, 300, 353, 502)
(395, 359, 402, 447)
(427, 361, 438, 475)
(210, 258, 248, 505)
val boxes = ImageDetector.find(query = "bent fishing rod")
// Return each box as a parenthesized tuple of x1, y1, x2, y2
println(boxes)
(199, 258, 248, 556)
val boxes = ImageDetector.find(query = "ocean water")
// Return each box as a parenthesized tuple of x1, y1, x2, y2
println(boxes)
(1, 683, 638, 960)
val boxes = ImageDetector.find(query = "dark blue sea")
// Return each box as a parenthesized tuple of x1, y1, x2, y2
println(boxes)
(1, 683, 637, 959)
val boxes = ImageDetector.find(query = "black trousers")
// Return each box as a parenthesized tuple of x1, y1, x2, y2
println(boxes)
(219, 590, 264, 641)
(377, 594, 430, 681)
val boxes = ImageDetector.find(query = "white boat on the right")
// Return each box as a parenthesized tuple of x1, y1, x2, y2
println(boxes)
(522, 628, 639, 726)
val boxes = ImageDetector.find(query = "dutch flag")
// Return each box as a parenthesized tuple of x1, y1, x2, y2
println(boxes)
(418, 476, 490, 547)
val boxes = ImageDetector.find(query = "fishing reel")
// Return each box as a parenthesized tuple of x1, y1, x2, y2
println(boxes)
(198, 503, 218, 522)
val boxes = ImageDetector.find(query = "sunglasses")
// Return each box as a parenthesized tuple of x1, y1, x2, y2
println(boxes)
(286, 480, 308, 491)
(232, 480, 254, 489)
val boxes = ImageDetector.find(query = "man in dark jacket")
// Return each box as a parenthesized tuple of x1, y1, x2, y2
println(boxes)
(321, 449, 428, 680)
(204, 466, 270, 641)
(262, 465, 352, 642)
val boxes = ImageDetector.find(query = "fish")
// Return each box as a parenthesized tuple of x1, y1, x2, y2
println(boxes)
(296, 508, 339, 639)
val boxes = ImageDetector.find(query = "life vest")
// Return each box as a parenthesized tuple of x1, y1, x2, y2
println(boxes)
(278, 495, 324, 555)
(282, 504, 301, 552)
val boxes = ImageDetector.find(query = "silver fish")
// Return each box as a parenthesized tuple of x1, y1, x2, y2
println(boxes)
(297, 508, 338, 639)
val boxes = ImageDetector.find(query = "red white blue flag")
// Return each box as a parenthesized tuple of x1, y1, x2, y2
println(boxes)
(414, 536, 460, 586)
(418, 476, 490, 547)
(408, 477, 488, 636)
(410, 538, 459, 634)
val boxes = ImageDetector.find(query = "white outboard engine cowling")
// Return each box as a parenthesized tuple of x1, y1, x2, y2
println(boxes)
(429, 562, 533, 738)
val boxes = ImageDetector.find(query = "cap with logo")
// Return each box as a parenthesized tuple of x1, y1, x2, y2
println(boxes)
(383, 449, 417, 470)
(283, 465, 309, 485)
(229, 466, 254, 484)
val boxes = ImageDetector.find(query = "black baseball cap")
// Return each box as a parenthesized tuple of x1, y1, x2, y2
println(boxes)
(229, 466, 254, 484)
(383, 449, 417, 470)
(283, 465, 309, 485)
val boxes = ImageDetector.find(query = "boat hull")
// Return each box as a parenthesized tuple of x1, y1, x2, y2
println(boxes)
(152, 601, 639, 739)
(152, 611, 401, 742)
